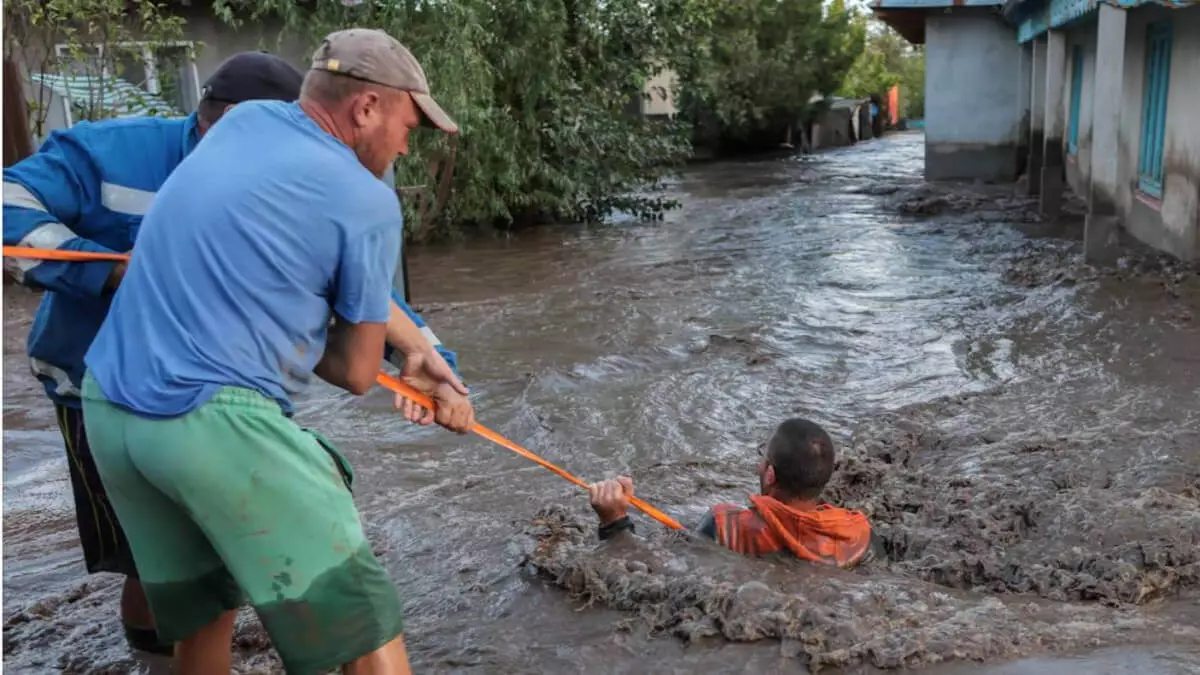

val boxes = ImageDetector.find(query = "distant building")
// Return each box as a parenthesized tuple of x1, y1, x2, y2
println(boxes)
(640, 67, 678, 118)
(810, 96, 874, 150)
(873, 0, 1200, 262)
(8, 4, 308, 143)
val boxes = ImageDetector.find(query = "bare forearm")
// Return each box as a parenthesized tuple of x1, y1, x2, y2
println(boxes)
(386, 299, 434, 357)
(315, 322, 356, 392)
(316, 318, 384, 395)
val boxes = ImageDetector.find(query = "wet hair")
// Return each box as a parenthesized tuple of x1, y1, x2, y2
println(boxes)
(764, 418, 835, 500)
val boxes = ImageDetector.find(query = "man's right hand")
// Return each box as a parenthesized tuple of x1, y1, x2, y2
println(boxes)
(397, 348, 474, 433)
(589, 476, 634, 525)
(395, 382, 474, 433)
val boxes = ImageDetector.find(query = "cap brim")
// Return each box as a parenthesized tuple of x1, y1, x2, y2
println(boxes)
(412, 92, 458, 134)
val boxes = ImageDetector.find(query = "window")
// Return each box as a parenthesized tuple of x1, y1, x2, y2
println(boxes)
(41, 41, 200, 127)
(1137, 21, 1172, 198)
(1067, 44, 1084, 155)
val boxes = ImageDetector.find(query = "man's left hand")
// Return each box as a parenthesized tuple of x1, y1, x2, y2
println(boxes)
(396, 348, 474, 433)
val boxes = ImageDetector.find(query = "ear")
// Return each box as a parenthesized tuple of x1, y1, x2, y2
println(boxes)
(762, 464, 777, 488)
(351, 90, 383, 127)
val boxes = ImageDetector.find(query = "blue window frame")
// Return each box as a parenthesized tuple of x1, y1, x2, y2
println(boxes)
(1138, 21, 1172, 198)
(1067, 45, 1084, 155)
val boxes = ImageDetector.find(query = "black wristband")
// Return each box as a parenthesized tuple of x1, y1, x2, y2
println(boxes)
(598, 516, 635, 540)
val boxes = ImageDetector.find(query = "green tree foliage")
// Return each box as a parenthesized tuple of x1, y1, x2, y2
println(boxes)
(216, 0, 867, 234)
(8, 0, 870, 238)
(840, 22, 925, 118)
(899, 47, 925, 118)
(4, 0, 187, 138)
(681, 0, 866, 151)
(215, 0, 712, 237)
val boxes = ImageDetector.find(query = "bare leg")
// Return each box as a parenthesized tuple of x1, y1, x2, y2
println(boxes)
(120, 577, 155, 629)
(342, 634, 412, 675)
(176, 609, 237, 675)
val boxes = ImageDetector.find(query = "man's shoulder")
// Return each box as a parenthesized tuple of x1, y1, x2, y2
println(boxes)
(64, 115, 190, 148)
(331, 171, 402, 235)
(32, 115, 190, 166)
(710, 501, 752, 517)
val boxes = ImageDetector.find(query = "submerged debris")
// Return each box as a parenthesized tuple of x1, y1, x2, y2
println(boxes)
(1003, 240, 1200, 303)
(832, 410, 1200, 606)
(886, 183, 1041, 222)
(524, 389, 1200, 670)
(522, 505, 1191, 671)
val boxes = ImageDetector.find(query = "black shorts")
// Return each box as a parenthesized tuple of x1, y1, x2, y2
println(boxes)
(55, 403, 139, 578)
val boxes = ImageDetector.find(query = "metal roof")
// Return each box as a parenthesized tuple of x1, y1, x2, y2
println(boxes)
(873, 0, 1003, 8)
(870, 0, 1005, 44)
(30, 73, 183, 120)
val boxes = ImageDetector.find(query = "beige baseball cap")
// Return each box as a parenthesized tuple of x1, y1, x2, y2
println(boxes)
(310, 28, 458, 134)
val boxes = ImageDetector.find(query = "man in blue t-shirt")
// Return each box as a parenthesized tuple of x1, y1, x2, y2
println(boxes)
(82, 30, 465, 673)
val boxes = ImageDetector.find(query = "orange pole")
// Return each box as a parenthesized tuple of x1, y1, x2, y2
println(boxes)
(4, 245, 684, 530)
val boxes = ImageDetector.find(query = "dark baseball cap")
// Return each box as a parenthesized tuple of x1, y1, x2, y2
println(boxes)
(309, 28, 457, 134)
(200, 51, 303, 104)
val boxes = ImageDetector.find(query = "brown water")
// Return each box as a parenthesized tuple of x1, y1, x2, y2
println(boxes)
(4, 132, 1200, 673)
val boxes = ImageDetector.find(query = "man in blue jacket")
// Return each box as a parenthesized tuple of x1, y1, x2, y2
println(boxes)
(3, 50, 469, 654)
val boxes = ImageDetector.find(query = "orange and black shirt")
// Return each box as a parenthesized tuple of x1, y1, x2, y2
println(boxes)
(599, 495, 875, 569)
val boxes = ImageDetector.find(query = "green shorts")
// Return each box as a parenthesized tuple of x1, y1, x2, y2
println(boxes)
(81, 373, 403, 674)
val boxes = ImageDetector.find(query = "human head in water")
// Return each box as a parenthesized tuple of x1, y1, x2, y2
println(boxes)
(758, 418, 835, 502)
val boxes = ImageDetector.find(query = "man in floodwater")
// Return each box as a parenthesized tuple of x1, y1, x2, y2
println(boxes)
(588, 418, 875, 567)
(81, 29, 467, 673)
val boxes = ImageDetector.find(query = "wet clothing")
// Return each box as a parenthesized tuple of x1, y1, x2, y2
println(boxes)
(82, 376, 403, 672)
(86, 101, 401, 418)
(54, 403, 138, 577)
(3, 114, 201, 407)
(710, 495, 872, 567)
(601, 496, 874, 569)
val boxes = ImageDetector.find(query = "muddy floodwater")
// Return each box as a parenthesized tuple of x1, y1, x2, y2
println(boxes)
(4, 132, 1199, 673)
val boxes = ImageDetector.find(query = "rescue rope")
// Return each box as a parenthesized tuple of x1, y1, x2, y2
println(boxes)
(3, 245, 684, 530)
(377, 373, 682, 529)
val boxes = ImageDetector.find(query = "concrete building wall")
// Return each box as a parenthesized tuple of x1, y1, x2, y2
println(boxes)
(1028, 36, 1046, 193)
(1016, 42, 1032, 177)
(1064, 24, 1097, 199)
(1116, 6, 1200, 260)
(169, 5, 310, 86)
(924, 8, 1023, 180)
(813, 106, 856, 149)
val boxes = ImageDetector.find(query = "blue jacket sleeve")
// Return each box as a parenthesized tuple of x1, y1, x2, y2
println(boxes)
(384, 288, 461, 379)
(3, 128, 121, 297)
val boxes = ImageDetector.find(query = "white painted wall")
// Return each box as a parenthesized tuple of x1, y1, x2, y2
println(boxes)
(925, 10, 1023, 146)
(1064, 24, 1097, 197)
(1031, 36, 1045, 135)
(175, 4, 309, 87)
(1117, 5, 1200, 260)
